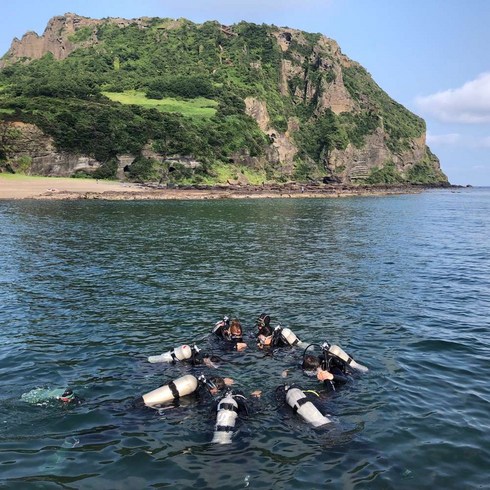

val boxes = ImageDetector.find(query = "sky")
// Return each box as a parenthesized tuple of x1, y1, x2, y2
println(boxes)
(1, 0, 489, 185)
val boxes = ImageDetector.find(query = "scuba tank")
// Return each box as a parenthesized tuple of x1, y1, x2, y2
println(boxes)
(285, 387, 331, 427)
(211, 391, 239, 444)
(327, 344, 369, 373)
(213, 316, 230, 335)
(147, 344, 199, 363)
(274, 325, 306, 347)
(142, 374, 198, 407)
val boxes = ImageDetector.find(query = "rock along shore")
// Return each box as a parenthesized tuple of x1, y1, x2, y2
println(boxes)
(0, 176, 446, 201)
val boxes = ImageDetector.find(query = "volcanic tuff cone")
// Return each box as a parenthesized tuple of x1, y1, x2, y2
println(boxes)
(0, 13, 448, 185)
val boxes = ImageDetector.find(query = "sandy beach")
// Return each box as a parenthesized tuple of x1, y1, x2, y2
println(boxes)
(0, 175, 425, 200)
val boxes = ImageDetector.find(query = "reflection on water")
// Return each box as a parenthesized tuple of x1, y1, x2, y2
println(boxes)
(1, 189, 489, 488)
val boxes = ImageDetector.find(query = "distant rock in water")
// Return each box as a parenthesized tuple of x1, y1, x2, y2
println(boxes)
(0, 13, 449, 186)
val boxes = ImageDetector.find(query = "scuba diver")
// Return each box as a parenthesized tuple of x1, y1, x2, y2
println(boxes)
(21, 387, 83, 406)
(212, 316, 247, 351)
(148, 344, 201, 364)
(301, 342, 368, 393)
(140, 373, 234, 409)
(255, 313, 306, 350)
(255, 313, 274, 348)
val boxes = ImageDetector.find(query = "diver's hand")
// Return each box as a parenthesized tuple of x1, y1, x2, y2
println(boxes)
(316, 368, 334, 381)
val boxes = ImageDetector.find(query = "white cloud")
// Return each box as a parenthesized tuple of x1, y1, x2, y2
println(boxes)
(416, 72, 490, 123)
(426, 133, 461, 145)
(427, 131, 490, 148)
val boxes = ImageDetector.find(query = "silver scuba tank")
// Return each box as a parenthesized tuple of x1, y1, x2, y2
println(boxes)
(148, 344, 198, 363)
(142, 374, 199, 407)
(213, 316, 230, 335)
(328, 344, 369, 373)
(275, 326, 307, 347)
(285, 387, 331, 427)
(211, 392, 239, 444)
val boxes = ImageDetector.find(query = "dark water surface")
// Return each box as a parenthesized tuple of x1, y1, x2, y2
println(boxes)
(1, 189, 489, 489)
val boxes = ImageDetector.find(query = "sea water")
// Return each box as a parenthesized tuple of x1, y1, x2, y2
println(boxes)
(0, 188, 489, 489)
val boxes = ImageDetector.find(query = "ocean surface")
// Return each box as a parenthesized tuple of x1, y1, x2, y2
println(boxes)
(0, 188, 489, 489)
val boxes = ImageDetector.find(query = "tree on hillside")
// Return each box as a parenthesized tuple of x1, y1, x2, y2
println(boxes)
(0, 121, 22, 163)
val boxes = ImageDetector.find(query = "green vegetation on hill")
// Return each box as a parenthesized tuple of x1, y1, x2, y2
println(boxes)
(342, 64, 426, 152)
(0, 17, 446, 185)
(102, 91, 218, 119)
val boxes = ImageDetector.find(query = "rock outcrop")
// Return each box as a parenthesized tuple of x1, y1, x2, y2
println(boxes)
(3, 122, 103, 176)
(0, 13, 161, 67)
(1, 14, 100, 66)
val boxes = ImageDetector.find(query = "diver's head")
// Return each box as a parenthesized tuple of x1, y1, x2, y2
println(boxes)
(207, 376, 234, 395)
(208, 377, 226, 392)
(256, 313, 271, 328)
(229, 319, 243, 338)
(302, 354, 321, 371)
(257, 323, 274, 348)
(59, 389, 75, 403)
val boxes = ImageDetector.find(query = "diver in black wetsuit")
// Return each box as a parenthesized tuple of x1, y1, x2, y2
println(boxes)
(213, 317, 247, 351)
(255, 314, 302, 351)
(302, 351, 351, 393)
(255, 313, 274, 349)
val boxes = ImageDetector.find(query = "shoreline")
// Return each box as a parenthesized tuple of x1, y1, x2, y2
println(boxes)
(0, 175, 446, 201)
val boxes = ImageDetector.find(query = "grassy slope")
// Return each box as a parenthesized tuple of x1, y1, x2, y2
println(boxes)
(102, 90, 218, 119)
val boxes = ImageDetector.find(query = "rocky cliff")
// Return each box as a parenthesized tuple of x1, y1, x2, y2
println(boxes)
(0, 14, 448, 185)
(0, 13, 154, 66)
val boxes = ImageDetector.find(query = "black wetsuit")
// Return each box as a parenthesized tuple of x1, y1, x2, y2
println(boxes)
(213, 326, 244, 351)
(271, 329, 291, 348)
(320, 355, 351, 392)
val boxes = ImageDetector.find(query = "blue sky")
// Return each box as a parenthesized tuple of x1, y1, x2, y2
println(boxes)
(1, 0, 489, 185)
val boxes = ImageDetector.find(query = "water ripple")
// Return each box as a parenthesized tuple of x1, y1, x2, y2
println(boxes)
(1, 190, 489, 488)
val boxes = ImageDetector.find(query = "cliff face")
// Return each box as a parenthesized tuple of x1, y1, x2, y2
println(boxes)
(250, 27, 443, 183)
(4, 122, 105, 176)
(1, 13, 186, 67)
(1, 14, 99, 66)
(0, 13, 156, 67)
(0, 14, 448, 184)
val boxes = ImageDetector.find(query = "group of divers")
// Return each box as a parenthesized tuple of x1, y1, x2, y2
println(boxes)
(53, 314, 369, 445)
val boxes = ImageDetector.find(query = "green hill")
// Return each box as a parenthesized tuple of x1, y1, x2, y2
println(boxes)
(0, 13, 448, 185)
